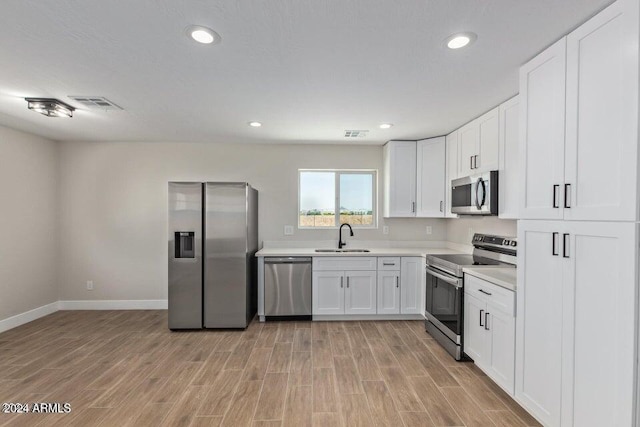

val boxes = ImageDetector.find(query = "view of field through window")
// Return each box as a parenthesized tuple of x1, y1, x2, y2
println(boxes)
(299, 170, 374, 227)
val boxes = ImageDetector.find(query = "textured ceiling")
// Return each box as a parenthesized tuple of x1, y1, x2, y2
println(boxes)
(0, 0, 613, 144)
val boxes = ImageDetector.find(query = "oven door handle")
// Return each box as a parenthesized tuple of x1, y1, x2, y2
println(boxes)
(425, 266, 462, 289)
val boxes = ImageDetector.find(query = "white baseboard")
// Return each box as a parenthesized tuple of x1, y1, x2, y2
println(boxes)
(58, 300, 168, 310)
(0, 301, 60, 334)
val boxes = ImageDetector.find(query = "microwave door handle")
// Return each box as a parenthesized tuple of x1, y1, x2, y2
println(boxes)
(475, 178, 485, 210)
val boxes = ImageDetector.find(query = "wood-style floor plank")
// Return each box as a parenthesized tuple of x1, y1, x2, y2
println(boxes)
(0, 312, 540, 427)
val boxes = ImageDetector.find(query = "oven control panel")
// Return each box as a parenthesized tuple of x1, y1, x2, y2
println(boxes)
(472, 234, 517, 248)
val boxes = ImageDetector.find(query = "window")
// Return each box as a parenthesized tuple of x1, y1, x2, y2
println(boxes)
(298, 169, 377, 228)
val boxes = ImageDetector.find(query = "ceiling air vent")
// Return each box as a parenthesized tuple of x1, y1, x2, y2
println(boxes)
(68, 96, 123, 111)
(344, 130, 368, 138)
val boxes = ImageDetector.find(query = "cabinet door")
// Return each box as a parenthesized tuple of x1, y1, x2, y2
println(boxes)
(400, 257, 424, 314)
(376, 271, 400, 314)
(344, 271, 377, 314)
(463, 292, 488, 366)
(458, 121, 478, 177)
(312, 271, 344, 315)
(486, 307, 515, 395)
(518, 39, 567, 220)
(499, 96, 520, 219)
(561, 221, 637, 427)
(383, 141, 417, 217)
(564, 0, 638, 221)
(476, 107, 500, 172)
(416, 137, 446, 217)
(516, 221, 564, 427)
(445, 131, 459, 218)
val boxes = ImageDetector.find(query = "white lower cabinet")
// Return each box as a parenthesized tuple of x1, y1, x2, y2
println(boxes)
(464, 275, 515, 395)
(517, 220, 638, 427)
(377, 270, 400, 314)
(400, 257, 424, 314)
(312, 270, 376, 315)
(312, 256, 423, 317)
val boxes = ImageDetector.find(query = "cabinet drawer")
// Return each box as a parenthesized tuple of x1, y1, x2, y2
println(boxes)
(465, 274, 515, 316)
(377, 257, 401, 270)
(313, 257, 377, 271)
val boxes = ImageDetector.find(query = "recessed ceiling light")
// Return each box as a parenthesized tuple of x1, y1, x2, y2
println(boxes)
(379, 123, 393, 129)
(445, 32, 477, 49)
(248, 121, 262, 127)
(186, 25, 220, 45)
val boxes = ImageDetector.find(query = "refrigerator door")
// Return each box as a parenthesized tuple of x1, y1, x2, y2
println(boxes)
(168, 182, 203, 329)
(204, 183, 249, 328)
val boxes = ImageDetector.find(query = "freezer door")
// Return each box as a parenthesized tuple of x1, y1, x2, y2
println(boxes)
(168, 182, 203, 329)
(204, 183, 249, 328)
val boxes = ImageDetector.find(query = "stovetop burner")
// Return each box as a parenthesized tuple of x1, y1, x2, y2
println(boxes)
(427, 254, 505, 267)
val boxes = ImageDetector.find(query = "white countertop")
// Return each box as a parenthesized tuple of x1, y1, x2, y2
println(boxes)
(256, 247, 463, 258)
(463, 267, 517, 291)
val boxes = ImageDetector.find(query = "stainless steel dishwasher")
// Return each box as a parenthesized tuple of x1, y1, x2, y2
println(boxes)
(264, 257, 312, 320)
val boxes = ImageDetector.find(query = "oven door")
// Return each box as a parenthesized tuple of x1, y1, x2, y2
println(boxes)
(425, 266, 463, 344)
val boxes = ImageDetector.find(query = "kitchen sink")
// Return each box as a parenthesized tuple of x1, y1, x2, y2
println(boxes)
(314, 249, 370, 253)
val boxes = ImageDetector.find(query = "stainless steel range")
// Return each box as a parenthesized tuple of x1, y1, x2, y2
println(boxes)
(425, 234, 516, 360)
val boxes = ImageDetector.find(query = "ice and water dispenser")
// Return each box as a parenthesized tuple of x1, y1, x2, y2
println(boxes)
(174, 232, 195, 258)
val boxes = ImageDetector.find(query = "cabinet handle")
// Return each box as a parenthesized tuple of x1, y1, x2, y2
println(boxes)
(478, 289, 492, 296)
(474, 155, 479, 169)
(479, 309, 484, 327)
(552, 232, 559, 256)
(383, 262, 396, 266)
(395, 276, 399, 288)
(553, 185, 560, 208)
(485, 312, 490, 330)
(411, 201, 415, 213)
(564, 184, 571, 209)
(563, 233, 570, 258)
(440, 201, 443, 212)
(341, 277, 343, 288)
(470, 156, 473, 170)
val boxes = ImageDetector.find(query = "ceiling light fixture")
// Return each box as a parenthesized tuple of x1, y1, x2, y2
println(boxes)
(186, 25, 220, 45)
(445, 32, 477, 49)
(25, 98, 75, 118)
(248, 121, 262, 127)
(379, 123, 393, 129)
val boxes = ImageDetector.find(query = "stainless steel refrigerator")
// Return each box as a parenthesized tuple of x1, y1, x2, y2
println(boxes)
(168, 182, 258, 329)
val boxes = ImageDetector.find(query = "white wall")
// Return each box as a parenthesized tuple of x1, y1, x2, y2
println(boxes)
(446, 216, 517, 246)
(0, 125, 58, 321)
(57, 141, 448, 301)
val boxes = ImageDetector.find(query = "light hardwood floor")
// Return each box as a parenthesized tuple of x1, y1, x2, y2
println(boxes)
(0, 311, 540, 426)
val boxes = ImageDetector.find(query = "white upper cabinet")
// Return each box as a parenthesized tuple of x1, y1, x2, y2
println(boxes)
(457, 108, 500, 177)
(519, 0, 639, 222)
(498, 96, 520, 219)
(477, 107, 500, 172)
(383, 141, 417, 217)
(384, 139, 448, 219)
(445, 130, 459, 218)
(458, 120, 478, 177)
(416, 137, 446, 217)
(518, 38, 567, 220)
(564, 0, 639, 221)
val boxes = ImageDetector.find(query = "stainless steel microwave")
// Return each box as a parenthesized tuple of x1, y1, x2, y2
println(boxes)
(451, 171, 498, 215)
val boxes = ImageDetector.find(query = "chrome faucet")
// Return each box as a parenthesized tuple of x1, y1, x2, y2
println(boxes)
(338, 223, 354, 249)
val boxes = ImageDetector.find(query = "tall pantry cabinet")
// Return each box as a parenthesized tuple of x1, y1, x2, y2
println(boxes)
(516, 0, 640, 426)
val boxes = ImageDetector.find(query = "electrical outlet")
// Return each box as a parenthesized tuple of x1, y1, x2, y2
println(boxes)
(284, 225, 294, 235)
(426, 226, 432, 235)
(86, 280, 94, 291)
(382, 226, 389, 235)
